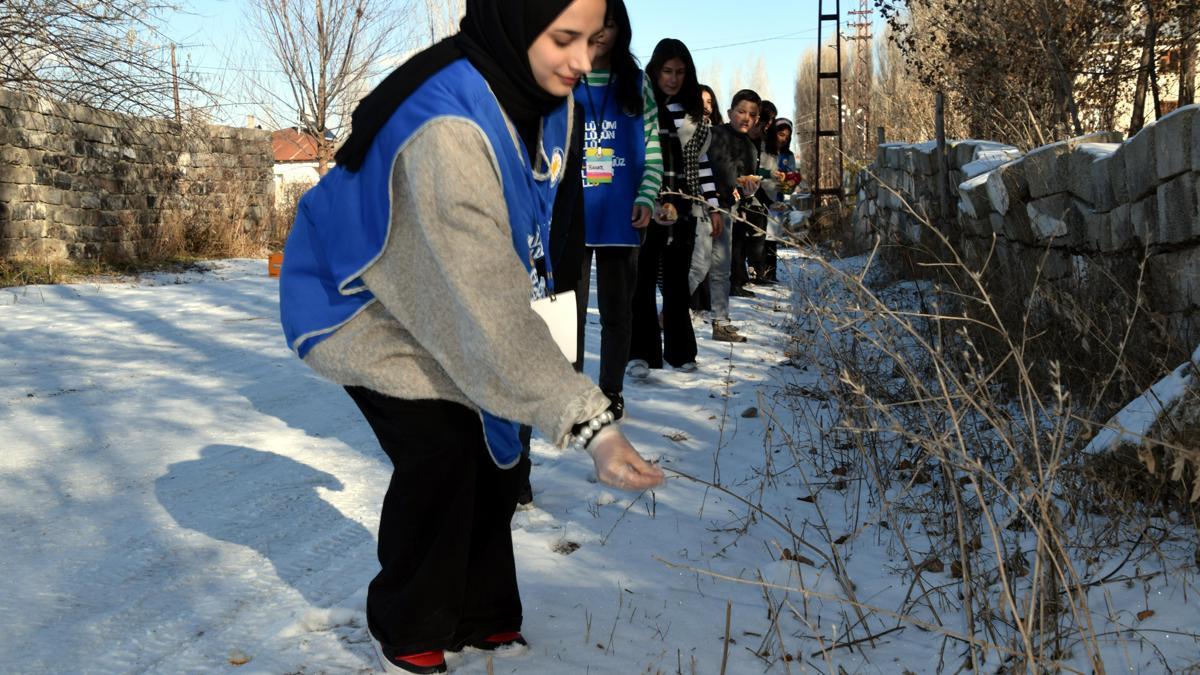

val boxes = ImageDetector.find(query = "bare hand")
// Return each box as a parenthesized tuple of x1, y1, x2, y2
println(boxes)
(631, 204, 652, 229)
(710, 211, 724, 238)
(589, 427, 664, 491)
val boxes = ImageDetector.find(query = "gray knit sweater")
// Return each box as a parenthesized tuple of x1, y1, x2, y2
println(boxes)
(304, 117, 611, 447)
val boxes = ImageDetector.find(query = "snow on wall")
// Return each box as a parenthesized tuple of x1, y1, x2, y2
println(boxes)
(851, 106, 1200, 350)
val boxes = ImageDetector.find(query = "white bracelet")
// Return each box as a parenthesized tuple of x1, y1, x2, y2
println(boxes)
(569, 410, 616, 452)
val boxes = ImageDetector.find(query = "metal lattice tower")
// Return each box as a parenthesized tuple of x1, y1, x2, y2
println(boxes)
(812, 0, 844, 205)
(846, 0, 873, 161)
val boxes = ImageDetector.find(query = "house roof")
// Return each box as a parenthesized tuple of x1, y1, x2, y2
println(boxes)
(272, 128, 319, 163)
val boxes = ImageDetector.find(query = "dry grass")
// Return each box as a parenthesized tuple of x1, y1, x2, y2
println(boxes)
(662, 176, 1200, 671)
(270, 181, 313, 251)
(767, 197, 1200, 670)
(0, 254, 206, 288)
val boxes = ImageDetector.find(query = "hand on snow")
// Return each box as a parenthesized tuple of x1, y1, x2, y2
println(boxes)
(589, 427, 664, 491)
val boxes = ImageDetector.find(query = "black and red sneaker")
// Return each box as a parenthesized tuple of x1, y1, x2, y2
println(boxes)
(374, 640, 447, 674)
(468, 631, 528, 654)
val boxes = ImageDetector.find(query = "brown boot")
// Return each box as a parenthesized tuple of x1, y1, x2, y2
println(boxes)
(713, 322, 747, 343)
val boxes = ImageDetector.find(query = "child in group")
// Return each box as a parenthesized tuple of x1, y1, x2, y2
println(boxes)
(278, 1, 664, 672)
(575, 0, 662, 419)
(688, 83, 725, 314)
(704, 88, 764, 343)
(746, 100, 779, 284)
(765, 117, 796, 173)
(628, 38, 722, 378)
(699, 84, 723, 125)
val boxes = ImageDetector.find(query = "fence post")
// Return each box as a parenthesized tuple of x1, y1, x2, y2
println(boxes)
(935, 92, 950, 225)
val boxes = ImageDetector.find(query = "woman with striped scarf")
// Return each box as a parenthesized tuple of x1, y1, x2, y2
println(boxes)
(627, 38, 722, 378)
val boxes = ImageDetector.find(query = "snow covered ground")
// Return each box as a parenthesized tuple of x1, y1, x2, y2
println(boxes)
(2, 250, 1197, 674)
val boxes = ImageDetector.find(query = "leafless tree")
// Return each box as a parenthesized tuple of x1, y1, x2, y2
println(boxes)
(423, 0, 464, 44)
(875, 0, 1200, 145)
(0, 0, 200, 117)
(247, 0, 419, 174)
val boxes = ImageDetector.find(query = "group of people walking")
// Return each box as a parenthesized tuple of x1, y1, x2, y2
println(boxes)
(577, 8, 800, 424)
(277, 0, 798, 672)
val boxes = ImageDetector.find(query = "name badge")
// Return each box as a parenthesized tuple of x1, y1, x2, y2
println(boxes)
(530, 290, 577, 362)
(585, 147, 614, 185)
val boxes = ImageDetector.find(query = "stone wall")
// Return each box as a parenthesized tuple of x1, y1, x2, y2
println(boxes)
(852, 106, 1200, 351)
(0, 88, 274, 261)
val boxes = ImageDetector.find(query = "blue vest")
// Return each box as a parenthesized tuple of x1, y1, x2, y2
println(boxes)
(778, 150, 796, 172)
(279, 59, 572, 468)
(578, 73, 646, 247)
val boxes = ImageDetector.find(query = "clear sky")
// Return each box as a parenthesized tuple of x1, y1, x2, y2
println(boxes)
(162, 1, 877, 127)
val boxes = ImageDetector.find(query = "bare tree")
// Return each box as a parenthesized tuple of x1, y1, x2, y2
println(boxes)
(0, 0, 200, 117)
(749, 56, 771, 101)
(247, 0, 418, 174)
(876, 0, 1200, 145)
(423, 0, 465, 44)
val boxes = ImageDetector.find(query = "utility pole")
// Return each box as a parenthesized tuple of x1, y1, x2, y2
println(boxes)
(170, 43, 181, 125)
(813, 0, 845, 215)
(845, 0, 873, 162)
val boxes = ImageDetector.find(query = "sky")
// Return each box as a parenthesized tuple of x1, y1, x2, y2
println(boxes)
(161, 1, 878, 128)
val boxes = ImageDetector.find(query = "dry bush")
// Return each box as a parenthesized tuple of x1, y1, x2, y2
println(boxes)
(271, 181, 313, 251)
(0, 256, 66, 287)
(763, 213, 1199, 671)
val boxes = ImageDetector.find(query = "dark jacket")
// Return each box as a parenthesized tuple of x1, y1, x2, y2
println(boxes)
(707, 123, 760, 209)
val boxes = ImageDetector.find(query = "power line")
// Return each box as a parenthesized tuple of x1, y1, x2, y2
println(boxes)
(634, 27, 820, 60)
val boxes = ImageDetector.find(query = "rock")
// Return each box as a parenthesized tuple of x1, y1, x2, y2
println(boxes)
(906, 145, 936, 175)
(1079, 203, 1110, 251)
(1068, 142, 1119, 205)
(1156, 104, 1196, 179)
(1090, 152, 1118, 212)
(1023, 141, 1072, 199)
(1105, 203, 1136, 252)
(885, 145, 905, 169)
(1147, 247, 1200, 311)
(1026, 193, 1082, 245)
(1155, 172, 1200, 245)
(1025, 132, 1123, 199)
(957, 172, 992, 219)
(1125, 124, 1158, 201)
(741, 407, 759, 418)
(985, 159, 1028, 215)
(1130, 194, 1159, 246)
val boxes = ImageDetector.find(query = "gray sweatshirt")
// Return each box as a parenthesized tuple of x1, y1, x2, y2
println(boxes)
(304, 117, 611, 447)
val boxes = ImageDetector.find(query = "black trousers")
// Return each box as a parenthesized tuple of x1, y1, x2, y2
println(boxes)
(577, 245, 639, 393)
(346, 388, 523, 654)
(730, 220, 751, 288)
(760, 240, 778, 281)
(630, 222, 697, 368)
(744, 212, 773, 280)
(690, 273, 711, 311)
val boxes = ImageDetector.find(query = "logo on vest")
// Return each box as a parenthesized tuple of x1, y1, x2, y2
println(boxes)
(548, 147, 565, 188)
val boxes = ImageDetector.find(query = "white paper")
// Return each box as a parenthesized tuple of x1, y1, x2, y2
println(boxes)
(530, 290, 577, 362)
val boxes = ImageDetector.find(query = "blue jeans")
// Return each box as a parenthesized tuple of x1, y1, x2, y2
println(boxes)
(688, 213, 733, 323)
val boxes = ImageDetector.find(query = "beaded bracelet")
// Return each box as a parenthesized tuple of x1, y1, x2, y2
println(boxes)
(569, 410, 616, 452)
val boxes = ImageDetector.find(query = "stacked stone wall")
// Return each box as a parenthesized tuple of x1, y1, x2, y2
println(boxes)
(852, 106, 1200, 351)
(0, 88, 273, 261)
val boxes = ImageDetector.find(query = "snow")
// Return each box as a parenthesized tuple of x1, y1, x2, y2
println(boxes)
(1075, 142, 1120, 159)
(3, 253, 1198, 673)
(1084, 348, 1200, 455)
(956, 172, 990, 218)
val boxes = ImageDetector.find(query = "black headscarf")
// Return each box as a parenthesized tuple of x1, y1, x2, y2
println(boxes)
(335, 0, 575, 172)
